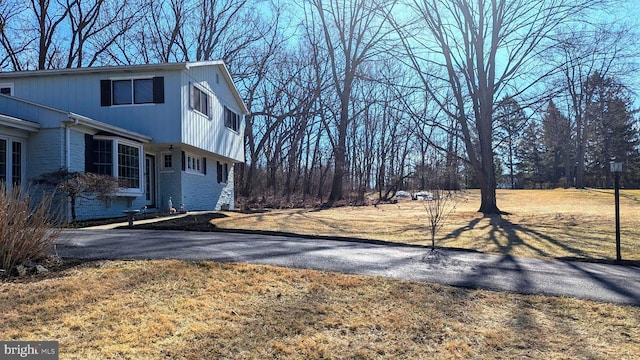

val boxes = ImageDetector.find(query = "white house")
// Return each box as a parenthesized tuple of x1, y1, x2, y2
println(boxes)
(0, 61, 248, 220)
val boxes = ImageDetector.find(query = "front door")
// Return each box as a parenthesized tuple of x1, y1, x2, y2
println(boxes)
(144, 154, 156, 207)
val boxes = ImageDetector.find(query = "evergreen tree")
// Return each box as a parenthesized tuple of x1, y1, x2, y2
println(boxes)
(541, 100, 573, 187)
(583, 73, 640, 188)
(494, 96, 527, 189)
(517, 120, 546, 189)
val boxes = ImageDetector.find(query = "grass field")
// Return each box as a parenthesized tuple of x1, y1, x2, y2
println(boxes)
(211, 189, 640, 261)
(2, 189, 639, 359)
(1, 260, 638, 359)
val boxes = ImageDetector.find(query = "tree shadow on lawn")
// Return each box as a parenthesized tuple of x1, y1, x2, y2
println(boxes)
(446, 214, 640, 305)
(444, 214, 611, 262)
(120, 212, 482, 254)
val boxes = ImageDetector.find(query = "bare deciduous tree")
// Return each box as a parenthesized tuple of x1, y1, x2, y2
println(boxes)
(35, 169, 119, 222)
(305, 0, 397, 204)
(396, 0, 608, 214)
(553, 24, 638, 188)
(423, 188, 462, 252)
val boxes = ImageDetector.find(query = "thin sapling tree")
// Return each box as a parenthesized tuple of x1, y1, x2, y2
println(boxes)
(423, 188, 463, 254)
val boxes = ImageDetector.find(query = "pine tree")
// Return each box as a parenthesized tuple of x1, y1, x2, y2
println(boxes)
(541, 100, 573, 187)
(583, 73, 640, 188)
(494, 96, 527, 189)
(517, 120, 546, 189)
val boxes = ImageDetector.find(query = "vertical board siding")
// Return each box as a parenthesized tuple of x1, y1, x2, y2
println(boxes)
(6, 71, 182, 143)
(3, 63, 246, 220)
(182, 66, 244, 162)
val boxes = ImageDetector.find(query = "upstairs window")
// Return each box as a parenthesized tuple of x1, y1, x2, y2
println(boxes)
(0, 83, 13, 96)
(101, 77, 164, 106)
(190, 84, 210, 117)
(224, 107, 241, 132)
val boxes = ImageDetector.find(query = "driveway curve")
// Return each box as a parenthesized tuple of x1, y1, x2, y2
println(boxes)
(57, 229, 640, 306)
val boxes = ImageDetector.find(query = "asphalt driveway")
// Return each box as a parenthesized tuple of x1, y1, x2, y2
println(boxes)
(56, 229, 640, 305)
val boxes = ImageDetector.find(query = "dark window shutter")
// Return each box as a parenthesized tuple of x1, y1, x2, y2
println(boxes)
(217, 161, 223, 183)
(224, 163, 228, 180)
(153, 77, 164, 103)
(202, 158, 207, 175)
(100, 80, 112, 106)
(181, 151, 186, 171)
(189, 84, 195, 109)
(84, 134, 95, 172)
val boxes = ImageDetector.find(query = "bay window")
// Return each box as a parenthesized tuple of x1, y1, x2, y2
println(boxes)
(86, 135, 143, 193)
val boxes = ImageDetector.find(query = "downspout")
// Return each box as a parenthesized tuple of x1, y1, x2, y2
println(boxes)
(64, 116, 80, 221)
(65, 116, 80, 169)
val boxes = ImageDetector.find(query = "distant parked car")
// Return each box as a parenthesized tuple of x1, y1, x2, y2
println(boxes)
(413, 191, 433, 201)
(395, 190, 412, 198)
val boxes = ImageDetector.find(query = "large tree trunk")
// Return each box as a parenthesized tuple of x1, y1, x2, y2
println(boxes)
(476, 93, 501, 214)
(328, 103, 349, 203)
(479, 178, 499, 214)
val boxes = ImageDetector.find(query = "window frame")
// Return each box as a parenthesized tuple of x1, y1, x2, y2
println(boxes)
(224, 106, 241, 132)
(0, 136, 24, 188)
(160, 152, 173, 172)
(185, 152, 206, 175)
(0, 83, 14, 96)
(112, 79, 134, 105)
(101, 77, 164, 107)
(92, 136, 144, 195)
(217, 161, 230, 184)
(189, 83, 211, 118)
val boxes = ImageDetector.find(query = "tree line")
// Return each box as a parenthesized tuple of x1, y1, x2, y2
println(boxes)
(1, 0, 638, 213)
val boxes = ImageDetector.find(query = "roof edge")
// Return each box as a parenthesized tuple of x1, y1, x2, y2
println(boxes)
(0, 113, 41, 132)
(2, 95, 151, 142)
(65, 113, 152, 143)
(0, 61, 227, 79)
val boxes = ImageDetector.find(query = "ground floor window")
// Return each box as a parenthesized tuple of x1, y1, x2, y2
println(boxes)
(118, 143, 140, 188)
(185, 153, 206, 175)
(0, 139, 5, 182)
(217, 161, 229, 183)
(163, 153, 172, 169)
(87, 136, 143, 192)
(0, 137, 23, 186)
(12, 141, 21, 185)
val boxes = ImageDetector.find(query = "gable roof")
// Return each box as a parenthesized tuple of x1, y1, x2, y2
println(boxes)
(0, 61, 249, 115)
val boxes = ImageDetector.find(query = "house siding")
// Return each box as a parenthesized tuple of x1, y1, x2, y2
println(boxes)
(74, 195, 149, 220)
(68, 129, 85, 172)
(7, 71, 183, 143)
(181, 67, 244, 162)
(1, 62, 246, 221)
(26, 128, 64, 179)
(169, 151, 234, 211)
(157, 149, 183, 213)
(0, 94, 69, 129)
(216, 164, 235, 210)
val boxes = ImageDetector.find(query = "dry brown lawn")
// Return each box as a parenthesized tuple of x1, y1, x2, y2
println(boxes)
(1, 260, 638, 359)
(3, 189, 639, 359)
(212, 189, 640, 261)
